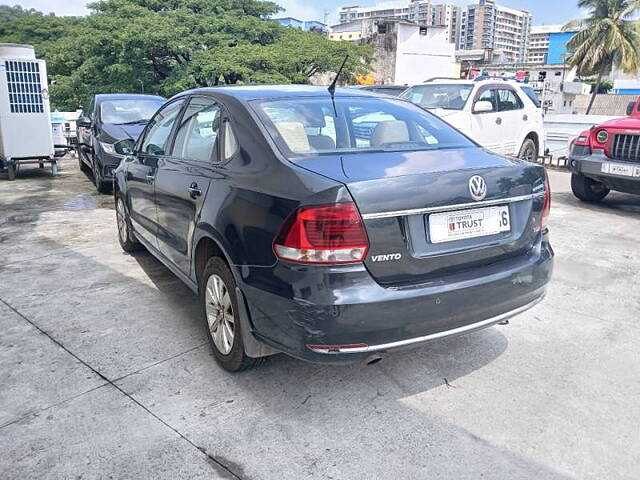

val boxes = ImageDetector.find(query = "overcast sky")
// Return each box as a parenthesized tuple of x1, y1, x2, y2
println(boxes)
(1, 0, 581, 26)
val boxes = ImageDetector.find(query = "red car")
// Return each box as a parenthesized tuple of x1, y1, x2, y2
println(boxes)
(569, 98, 640, 201)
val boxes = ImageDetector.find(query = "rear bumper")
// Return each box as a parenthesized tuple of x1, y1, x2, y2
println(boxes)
(240, 234, 553, 364)
(569, 151, 640, 194)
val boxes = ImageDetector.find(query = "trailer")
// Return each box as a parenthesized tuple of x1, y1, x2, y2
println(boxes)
(0, 43, 57, 180)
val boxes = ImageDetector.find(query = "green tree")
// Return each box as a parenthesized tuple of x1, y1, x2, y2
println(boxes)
(584, 78, 614, 93)
(0, 2, 372, 110)
(564, 0, 640, 114)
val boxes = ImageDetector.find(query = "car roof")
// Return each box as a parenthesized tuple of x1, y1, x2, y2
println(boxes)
(172, 85, 391, 101)
(413, 79, 527, 88)
(349, 85, 407, 89)
(414, 80, 474, 87)
(95, 93, 166, 102)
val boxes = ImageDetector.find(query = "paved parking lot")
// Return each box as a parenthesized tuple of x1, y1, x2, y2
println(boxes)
(1, 158, 639, 479)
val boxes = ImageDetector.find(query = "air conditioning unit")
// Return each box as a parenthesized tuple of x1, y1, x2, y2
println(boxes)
(0, 43, 55, 178)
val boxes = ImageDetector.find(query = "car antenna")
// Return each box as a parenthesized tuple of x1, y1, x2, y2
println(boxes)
(328, 55, 349, 117)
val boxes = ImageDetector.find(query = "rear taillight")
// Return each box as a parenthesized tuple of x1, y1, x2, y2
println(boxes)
(541, 178, 551, 229)
(274, 203, 369, 264)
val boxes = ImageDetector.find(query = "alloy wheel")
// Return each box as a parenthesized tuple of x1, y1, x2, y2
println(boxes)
(205, 274, 235, 355)
(523, 146, 535, 162)
(116, 198, 128, 244)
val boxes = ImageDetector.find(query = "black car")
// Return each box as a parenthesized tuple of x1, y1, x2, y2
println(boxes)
(77, 93, 165, 193)
(114, 85, 553, 372)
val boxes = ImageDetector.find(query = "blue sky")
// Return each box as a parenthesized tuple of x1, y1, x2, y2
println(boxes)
(2, 0, 582, 26)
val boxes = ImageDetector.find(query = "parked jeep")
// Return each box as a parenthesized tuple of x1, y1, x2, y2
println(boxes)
(569, 98, 640, 202)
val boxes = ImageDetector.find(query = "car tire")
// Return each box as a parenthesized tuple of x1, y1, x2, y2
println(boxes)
(115, 196, 142, 252)
(200, 257, 259, 373)
(518, 138, 538, 162)
(571, 173, 610, 202)
(93, 156, 112, 194)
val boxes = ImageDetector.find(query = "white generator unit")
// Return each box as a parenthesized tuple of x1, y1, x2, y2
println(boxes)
(0, 43, 55, 179)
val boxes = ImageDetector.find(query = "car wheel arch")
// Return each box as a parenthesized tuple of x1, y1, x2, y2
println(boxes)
(193, 232, 237, 292)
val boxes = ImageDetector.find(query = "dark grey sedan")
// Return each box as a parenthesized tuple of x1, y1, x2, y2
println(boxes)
(77, 93, 165, 193)
(113, 85, 553, 372)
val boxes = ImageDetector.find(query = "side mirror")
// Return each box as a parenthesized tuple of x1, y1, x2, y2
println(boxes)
(473, 100, 494, 113)
(626, 101, 635, 116)
(77, 116, 91, 128)
(147, 144, 164, 156)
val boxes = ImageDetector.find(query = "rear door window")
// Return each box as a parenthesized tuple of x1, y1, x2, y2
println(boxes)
(496, 89, 524, 111)
(172, 97, 221, 162)
(520, 86, 541, 108)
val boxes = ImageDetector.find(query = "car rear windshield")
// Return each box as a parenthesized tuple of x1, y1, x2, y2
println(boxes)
(100, 99, 164, 124)
(519, 86, 542, 108)
(399, 84, 473, 110)
(252, 96, 475, 158)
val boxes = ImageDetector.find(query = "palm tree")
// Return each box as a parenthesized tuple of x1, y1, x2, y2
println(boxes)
(563, 0, 640, 114)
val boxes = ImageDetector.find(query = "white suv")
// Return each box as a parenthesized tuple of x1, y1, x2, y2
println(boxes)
(400, 79, 545, 161)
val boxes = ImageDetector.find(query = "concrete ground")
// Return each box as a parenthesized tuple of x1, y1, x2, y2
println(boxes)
(1, 158, 639, 480)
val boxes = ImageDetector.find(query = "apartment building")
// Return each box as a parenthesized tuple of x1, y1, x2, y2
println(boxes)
(338, 1, 461, 43)
(457, 0, 531, 64)
(527, 25, 565, 64)
(431, 3, 460, 44)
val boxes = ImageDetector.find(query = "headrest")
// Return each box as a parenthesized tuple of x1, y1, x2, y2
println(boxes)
(370, 120, 409, 147)
(274, 121, 311, 153)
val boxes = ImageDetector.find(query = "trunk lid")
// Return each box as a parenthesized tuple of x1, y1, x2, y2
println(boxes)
(295, 147, 546, 286)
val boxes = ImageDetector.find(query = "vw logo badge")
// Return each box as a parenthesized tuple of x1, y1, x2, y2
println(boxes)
(469, 175, 487, 201)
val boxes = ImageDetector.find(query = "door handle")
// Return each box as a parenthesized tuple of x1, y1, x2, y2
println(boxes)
(187, 183, 202, 199)
(146, 174, 155, 184)
(523, 114, 528, 121)
(496, 117, 503, 125)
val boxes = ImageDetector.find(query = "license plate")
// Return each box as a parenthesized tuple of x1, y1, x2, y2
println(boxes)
(601, 162, 640, 177)
(428, 206, 510, 244)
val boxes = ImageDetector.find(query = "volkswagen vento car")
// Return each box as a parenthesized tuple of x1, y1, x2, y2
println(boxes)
(113, 85, 553, 372)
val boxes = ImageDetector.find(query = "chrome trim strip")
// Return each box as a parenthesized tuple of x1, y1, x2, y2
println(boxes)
(309, 294, 545, 354)
(361, 193, 544, 220)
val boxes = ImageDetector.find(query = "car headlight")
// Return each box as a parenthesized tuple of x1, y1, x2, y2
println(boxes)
(577, 135, 588, 143)
(100, 142, 116, 154)
(596, 130, 609, 144)
(100, 140, 135, 155)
